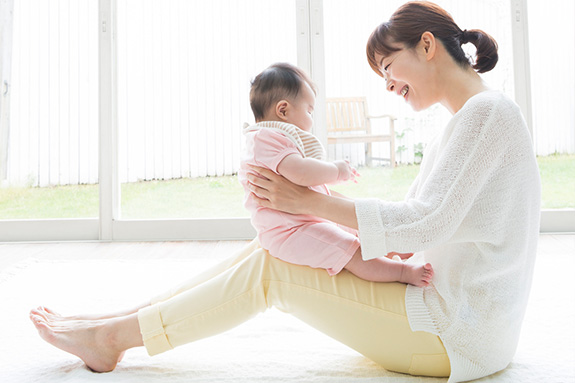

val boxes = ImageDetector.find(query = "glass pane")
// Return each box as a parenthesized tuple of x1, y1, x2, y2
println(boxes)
(324, 0, 514, 200)
(0, 0, 99, 219)
(528, 0, 575, 209)
(117, 0, 297, 219)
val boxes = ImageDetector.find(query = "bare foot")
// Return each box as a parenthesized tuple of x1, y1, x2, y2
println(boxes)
(33, 306, 112, 322)
(30, 309, 125, 372)
(399, 263, 434, 287)
(34, 305, 146, 322)
(386, 252, 414, 260)
(32, 306, 70, 321)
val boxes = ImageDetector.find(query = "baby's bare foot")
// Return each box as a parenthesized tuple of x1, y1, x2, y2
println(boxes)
(29, 309, 125, 372)
(400, 263, 434, 287)
(386, 252, 414, 260)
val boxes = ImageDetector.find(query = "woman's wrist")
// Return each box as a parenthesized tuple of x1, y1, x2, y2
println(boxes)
(305, 191, 359, 229)
(303, 189, 328, 215)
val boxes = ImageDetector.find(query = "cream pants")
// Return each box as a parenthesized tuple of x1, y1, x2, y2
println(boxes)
(138, 240, 450, 377)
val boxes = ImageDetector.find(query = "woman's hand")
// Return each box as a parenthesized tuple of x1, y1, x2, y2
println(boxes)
(248, 165, 360, 229)
(247, 165, 315, 215)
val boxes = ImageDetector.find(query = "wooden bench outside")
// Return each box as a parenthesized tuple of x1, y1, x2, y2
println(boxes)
(326, 97, 396, 167)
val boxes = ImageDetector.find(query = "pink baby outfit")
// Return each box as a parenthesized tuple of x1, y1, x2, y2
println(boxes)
(239, 121, 359, 275)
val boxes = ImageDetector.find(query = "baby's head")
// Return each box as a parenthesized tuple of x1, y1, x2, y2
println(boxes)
(250, 63, 317, 132)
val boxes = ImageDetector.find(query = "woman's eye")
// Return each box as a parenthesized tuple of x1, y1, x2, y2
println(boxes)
(384, 63, 391, 71)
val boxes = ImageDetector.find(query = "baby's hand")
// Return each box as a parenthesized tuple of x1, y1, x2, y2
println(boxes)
(334, 160, 360, 183)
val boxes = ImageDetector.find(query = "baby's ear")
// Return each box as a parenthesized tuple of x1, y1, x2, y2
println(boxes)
(275, 100, 290, 121)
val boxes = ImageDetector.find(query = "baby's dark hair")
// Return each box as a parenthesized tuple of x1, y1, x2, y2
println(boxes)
(250, 63, 316, 121)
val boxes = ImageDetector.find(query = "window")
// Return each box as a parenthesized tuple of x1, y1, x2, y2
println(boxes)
(116, 0, 298, 219)
(1, 0, 572, 241)
(0, 0, 99, 220)
(528, 0, 575, 210)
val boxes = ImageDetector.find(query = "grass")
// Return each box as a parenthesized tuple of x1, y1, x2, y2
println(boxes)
(538, 154, 575, 209)
(0, 154, 573, 219)
(0, 182, 100, 219)
(121, 176, 246, 219)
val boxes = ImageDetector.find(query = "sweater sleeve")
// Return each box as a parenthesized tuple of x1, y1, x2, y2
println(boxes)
(356, 95, 513, 260)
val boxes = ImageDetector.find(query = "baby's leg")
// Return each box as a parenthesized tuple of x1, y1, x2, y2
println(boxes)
(344, 248, 433, 287)
(265, 222, 360, 275)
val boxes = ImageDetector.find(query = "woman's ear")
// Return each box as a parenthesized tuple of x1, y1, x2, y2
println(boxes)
(275, 100, 290, 121)
(421, 31, 436, 60)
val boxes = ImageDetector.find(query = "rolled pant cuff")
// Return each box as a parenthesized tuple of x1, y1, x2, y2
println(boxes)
(138, 304, 173, 356)
(150, 289, 173, 305)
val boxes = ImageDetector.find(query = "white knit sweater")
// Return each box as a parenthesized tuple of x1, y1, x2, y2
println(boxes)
(355, 90, 541, 382)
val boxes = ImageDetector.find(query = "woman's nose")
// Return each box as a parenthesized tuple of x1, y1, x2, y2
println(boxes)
(386, 79, 395, 93)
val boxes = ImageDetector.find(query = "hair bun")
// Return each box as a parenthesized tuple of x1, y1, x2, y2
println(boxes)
(460, 28, 498, 73)
(460, 29, 470, 44)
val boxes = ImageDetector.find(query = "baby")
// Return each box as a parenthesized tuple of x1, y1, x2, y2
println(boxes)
(239, 63, 433, 286)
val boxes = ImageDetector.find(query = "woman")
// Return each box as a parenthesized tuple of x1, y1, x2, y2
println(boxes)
(30, 2, 540, 382)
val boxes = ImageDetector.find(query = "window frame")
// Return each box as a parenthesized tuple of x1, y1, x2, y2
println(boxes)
(0, 0, 572, 242)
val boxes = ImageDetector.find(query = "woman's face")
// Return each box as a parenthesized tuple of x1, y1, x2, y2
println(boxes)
(376, 43, 438, 111)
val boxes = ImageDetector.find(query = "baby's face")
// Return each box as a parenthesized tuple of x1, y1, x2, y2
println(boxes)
(286, 82, 315, 132)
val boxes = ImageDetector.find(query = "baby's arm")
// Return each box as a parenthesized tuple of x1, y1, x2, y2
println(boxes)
(277, 154, 356, 187)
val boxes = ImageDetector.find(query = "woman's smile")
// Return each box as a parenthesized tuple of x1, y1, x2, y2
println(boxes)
(400, 85, 409, 99)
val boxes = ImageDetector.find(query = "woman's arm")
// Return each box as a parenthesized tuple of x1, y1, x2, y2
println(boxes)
(329, 189, 353, 200)
(248, 165, 415, 258)
(247, 165, 359, 229)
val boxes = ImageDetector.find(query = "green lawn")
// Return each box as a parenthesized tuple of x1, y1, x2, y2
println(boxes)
(537, 154, 575, 209)
(0, 154, 573, 219)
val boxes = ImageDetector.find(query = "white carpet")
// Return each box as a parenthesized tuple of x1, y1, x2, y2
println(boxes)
(1, 252, 574, 382)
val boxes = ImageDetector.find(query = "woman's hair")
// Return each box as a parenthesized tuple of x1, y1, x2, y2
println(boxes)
(366, 1, 498, 76)
(250, 63, 316, 121)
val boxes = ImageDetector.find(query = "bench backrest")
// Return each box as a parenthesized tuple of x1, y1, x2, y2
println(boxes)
(326, 97, 371, 134)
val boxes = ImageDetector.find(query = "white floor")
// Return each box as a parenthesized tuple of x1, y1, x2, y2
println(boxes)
(0, 235, 573, 382)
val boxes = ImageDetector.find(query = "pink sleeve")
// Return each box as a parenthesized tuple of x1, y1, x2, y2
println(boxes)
(252, 129, 302, 173)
